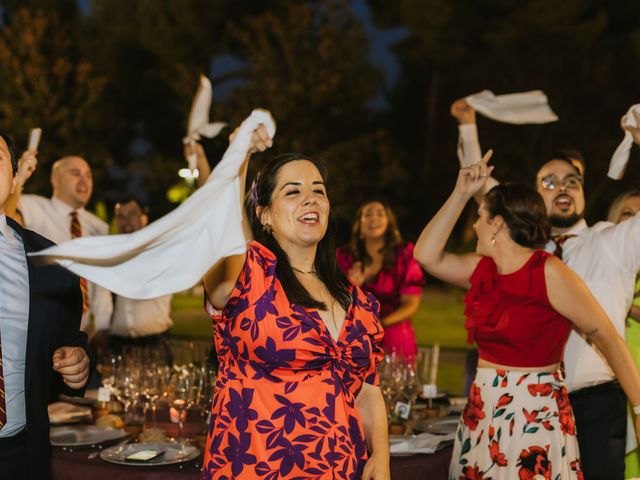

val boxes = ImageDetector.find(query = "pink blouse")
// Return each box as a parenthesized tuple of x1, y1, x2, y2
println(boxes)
(336, 242, 426, 319)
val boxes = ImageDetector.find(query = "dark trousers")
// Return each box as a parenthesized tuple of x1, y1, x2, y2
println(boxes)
(0, 429, 34, 478)
(570, 381, 627, 480)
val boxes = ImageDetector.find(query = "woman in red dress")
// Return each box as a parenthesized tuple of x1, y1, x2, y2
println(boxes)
(414, 153, 640, 479)
(201, 129, 389, 480)
(337, 200, 424, 362)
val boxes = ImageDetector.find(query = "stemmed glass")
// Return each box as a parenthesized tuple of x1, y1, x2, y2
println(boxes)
(168, 369, 197, 452)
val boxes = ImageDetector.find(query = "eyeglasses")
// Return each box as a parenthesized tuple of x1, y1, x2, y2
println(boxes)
(539, 174, 583, 191)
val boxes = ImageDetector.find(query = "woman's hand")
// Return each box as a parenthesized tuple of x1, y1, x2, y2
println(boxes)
(362, 452, 390, 480)
(622, 110, 640, 146)
(348, 261, 366, 286)
(453, 149, 494, 198)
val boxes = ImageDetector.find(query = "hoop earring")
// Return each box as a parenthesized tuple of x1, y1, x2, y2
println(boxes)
(491, 234, 496, 246)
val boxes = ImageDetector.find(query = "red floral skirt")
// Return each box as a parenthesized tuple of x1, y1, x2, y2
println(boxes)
(450, 368, 583, 480)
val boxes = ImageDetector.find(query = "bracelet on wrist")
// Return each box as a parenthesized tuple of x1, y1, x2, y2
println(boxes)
(633, 405, 640, 415)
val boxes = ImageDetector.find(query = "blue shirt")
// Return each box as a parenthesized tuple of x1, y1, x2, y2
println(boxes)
(0, 214, 29, 437)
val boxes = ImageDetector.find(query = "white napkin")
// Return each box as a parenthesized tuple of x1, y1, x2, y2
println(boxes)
(466, 90, 558, 124)
(608, 104, 640, 180)
(183, 75, 227, 170)
(389, 432, 455, 455)
(30, 109, 276, 299)
(48, 402, 92, 424)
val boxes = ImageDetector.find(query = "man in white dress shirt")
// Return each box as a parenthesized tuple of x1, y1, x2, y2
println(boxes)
(452, 99, 640, 480)
(12, 156, 113, 337)
(90, 197, 173, 359)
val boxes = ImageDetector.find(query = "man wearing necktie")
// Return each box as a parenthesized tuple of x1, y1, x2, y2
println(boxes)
(5, 150, 112, 340)
(0, 131, 90, 479)
(454, 102, 640, 480)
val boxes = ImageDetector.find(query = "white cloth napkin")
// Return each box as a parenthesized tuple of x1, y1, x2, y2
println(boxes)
(30, 109, 276, 299)
(608, 104, 640, 180)
(389, 432, 455, 455)
(466, 90, 558, 124)
(183, 75, 227, 170)
(48, 402, 92, 424)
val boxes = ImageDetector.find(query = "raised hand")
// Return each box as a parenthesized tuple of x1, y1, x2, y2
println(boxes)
(454, 149, 494, 198)
(451, 98, 476, 125)
(17, 149, 38, 188)
(622, 110, 640, 146)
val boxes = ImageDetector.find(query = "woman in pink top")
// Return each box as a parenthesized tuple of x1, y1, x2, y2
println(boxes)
(337, 200, 425, 362)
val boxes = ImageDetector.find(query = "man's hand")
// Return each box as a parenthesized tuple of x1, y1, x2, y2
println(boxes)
(53, 346, 90, 389)
(183, 141, 205, 161)
(17, 149, 38, 187)
(451, 98, 476, 125)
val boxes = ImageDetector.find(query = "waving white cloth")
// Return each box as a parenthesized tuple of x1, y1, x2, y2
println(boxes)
(183, 75, 227, 170)
(466, 90, 558, 124)
(31, 109, 276, 299)
(608, 104, 640, 180)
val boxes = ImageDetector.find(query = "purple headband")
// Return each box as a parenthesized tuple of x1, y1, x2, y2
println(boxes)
(250, 176, 259, 206)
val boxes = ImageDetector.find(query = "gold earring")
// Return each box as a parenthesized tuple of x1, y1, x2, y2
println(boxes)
(491, 234, 496, 246)
(262, 223, 272, 234)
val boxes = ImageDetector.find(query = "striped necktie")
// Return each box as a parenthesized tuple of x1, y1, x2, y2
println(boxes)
(0, 331, 5, 429)
(70, 211, 90, 313)
(552, 234, 576, 259)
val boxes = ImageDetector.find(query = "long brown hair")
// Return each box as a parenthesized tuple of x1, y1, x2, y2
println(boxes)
(246, 153, 351, 312)
(349, 199, 403, 269)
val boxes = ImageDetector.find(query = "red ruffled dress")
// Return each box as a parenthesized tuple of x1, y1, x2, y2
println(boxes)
(202, 241, 384, 479)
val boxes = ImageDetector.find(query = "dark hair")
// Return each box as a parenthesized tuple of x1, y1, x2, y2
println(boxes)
(349, 199, 403, 269)
(484, 182, 551, 248)
(552, 148, 586, 174)
(0, 131, 18, 176)
(247, 153, 351, 311)
(114, 195, 148, 214)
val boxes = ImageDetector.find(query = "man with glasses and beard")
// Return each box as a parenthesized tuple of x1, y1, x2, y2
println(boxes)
(452, 99, 640, 480)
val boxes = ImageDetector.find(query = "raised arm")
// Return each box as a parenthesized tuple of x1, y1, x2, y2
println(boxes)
(203, 123, 273, 308)
(184, 141, 212, 187)
(545, 255, 640, 441)
(414, 151, 494, 289)
(5, 148, 38, 223)
(451, 98, 499, 204)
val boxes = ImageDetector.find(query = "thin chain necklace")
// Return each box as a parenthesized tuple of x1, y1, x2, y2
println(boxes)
(291, 266, 317, 275)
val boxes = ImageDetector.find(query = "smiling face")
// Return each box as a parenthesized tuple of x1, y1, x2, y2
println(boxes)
(0, 136, 17, 213)
(359, 201, 389, 241)
(259, 160, 330, 251)
(616, 195, 640, 223)
(535, 159, 585, 229)
(115, 200, 148, 233)
(51, 156, 93, 209)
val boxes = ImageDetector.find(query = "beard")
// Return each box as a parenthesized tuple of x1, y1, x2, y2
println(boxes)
(549, 211, 583, 228)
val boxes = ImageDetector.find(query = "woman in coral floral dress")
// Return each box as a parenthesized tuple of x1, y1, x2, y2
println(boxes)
(413, 152, 640, 479)
(201, 131, 389, 480)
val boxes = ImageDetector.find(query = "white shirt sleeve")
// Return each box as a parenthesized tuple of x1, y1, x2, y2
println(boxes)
(457, 124, 483, 167)
(597, 213, 640, 274)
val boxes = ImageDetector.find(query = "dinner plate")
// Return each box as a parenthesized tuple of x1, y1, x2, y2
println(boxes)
(413, 416, 460, 435)
(100, 442, 200, 466)
(50, 425, 127, 447)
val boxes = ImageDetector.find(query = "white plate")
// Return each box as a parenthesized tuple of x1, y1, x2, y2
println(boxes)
(414, 416, 460, 435)
(50, 425, 127, 447)
(100, 442, 200, 466)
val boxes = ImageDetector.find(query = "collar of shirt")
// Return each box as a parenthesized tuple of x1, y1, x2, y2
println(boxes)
(51, 196, 85, 218)
(0, 213, 16, 242)
(560, 218, 588, 236)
